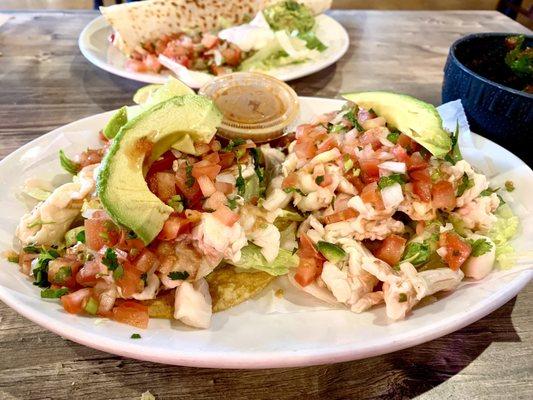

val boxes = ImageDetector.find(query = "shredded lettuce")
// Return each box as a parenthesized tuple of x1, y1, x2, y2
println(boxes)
(487, 204, 519, 269)
(228, 243, 298, 276)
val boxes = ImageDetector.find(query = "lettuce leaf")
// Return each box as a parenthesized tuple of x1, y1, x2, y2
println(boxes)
(227, 243, 298, 276)
(487, 204, 519, 269)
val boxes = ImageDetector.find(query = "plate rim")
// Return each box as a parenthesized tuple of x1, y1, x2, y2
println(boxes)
(77, 15, 350, 86)
(0, 97, 531, 369)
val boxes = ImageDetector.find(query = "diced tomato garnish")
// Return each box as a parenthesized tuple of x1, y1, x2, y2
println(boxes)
(133, 249, 158, 273)
(111, 301, 149, 329)
(143, 54, 162, 73)
(407, 152, 428, 171)
(84, 217, 120, 251)
(203, 152, 220, 164)
(397, 133, 412, 149)
(391, 144, 409, 162)
(78, 149, 103, 167)
(148, 151, 176, 174)
(358, 128, 382, 150)
(204, 191, 228, 211)
(175, 168, 203, 206)
(374, 234, 407, 266)
(48, 257, 80, 289)
(439, 232, 472, 271)
(322, 208, 358, 224)
(212, 205, 239, 227)
(157, 215, 191, 241)
(282, 172, 298, 189)
(192, 160, 221, 180)
(294, 139, 316, 159)
(294, 234, 325, 286)
(317, 137, 337, 153)
(197, 175, 217, 197)
(359, 158, 380, 184)
(361, 182, 384, 209)
(201, 33, 219, 49)
(410, 168, 432, 202)
(432, 181, 456, 210)
(115, 261, 143, 298)
(218, 152, 235, 169)
(222, 47, 241, 66)
(295, 124, 316, 139)
(61, 288, 93, 314)
(76, 259, 106, 287)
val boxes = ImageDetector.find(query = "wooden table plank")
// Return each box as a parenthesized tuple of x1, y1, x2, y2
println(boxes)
(0, 10, 531, 400)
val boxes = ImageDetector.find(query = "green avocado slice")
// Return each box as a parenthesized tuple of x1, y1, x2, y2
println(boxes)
(102, 106, 128, 139)
(97, 95, 222, 244)
(342, 91, 452, 158)
(317, 241, 346, 263)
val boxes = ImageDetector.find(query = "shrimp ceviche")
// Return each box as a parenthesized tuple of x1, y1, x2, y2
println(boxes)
(7, 81, 519, 330)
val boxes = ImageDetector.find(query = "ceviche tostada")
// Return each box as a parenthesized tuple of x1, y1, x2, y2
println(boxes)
(7, 77, 519, 330)
(101, 0, 332, 84)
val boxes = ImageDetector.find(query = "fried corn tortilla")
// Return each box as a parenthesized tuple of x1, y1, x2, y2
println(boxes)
(101, 0, 331, 56)
(143, 265, 275, 317)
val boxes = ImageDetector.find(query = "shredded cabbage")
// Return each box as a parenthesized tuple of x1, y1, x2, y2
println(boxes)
(487, 204, 519, 269)
(228, 243, 298, 276)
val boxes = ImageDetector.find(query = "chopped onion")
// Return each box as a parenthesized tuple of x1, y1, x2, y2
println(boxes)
(436, 247, 448, 258)
(215, 172, 236, 185)
(380, 183, 404, 209)
(379, 161, 406, 174)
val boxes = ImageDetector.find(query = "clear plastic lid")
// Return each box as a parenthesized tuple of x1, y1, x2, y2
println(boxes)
(199, 72, 299, 143)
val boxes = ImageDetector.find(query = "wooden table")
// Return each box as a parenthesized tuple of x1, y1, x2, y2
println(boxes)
(0, 10, 531, 400)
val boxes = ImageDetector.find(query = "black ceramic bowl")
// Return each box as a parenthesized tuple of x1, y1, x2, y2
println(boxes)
(442, 33, 533, 164)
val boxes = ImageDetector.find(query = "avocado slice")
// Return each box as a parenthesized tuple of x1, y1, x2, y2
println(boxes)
(317, 241, 346, 263)
(102, 106, 128, 139)
(342, 91, 452, 158)
(97, 95, 222, 244)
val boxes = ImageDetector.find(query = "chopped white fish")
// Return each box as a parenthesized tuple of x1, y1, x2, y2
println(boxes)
(71, 164, 99, 200)
(461, 234, 496, 280)
(447, 160, 489, 207)
(174, 279, 212, 329)
(132, 266, 161, 301)
(453, 193, 499, 231)
(248, 223, 281, 263)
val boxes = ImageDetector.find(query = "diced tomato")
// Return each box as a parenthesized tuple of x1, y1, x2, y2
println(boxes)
(203, 152, 220, 164)
(192, 160, 221, 180)
(18, 252, 35, 275)
(346, 170, 365, 192)
(148, 151, 176, 174)
(117, 234, 145, 253)
(150, 171, 177, 203)
(374, 234, 407, 266)
(76, 259, 106, 287)
(214, 181, 234, 195)
(212, 205, 239, 227)
(391, 145, 409, 162)
(201, 33, 219, 49)
(133, 249, 158, 273)
(432, 181, 456, 210)
(407, 152, 428, 171)
(78, 149, 103, 167)
(361, 182, 384, 209)
(397, 133, 412, 149)
(323, 208, 358, 224)
(157, 215, 191, 241)
(294, 139, 316, 159)
(218, 152, 235, 169)
(416, 221, 426, 236)
(282, 172, 298, 189)
(195, 142, 211, 155)
(410, 168, 432, 202)
(222, 47, 241, 66)
(48, 258, 80, 289)
(294, 234, 324, 286)
(61, 288, 93, 314)
(439, 232, 472, 271)
(175, 168, 203, 206)
(111, 301, 149, 329)
(295, 124, 316, 139)
(317, 137, 337, 153)
(197, 175, 217, 197)
(116, 261, 143, 298)
(359, 159, 380, 184)
(204, 191, 228, 211)
(84, 217, 120, 251)
(358, 128, 382, 150)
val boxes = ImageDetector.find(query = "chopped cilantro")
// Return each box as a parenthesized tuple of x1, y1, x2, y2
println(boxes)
(398, 293, 407, 303)
(250, 148, 264, 182)
(315, 175, 325, 185)
(223, 138, 245, 152)
(236, 164, 246, 196)
(185, 161, 194, 188)
(386, 131, 400, 144)
(130, 333, 142, 339)
(468, 238, 493, 257)
(377, 174, 406, 189)
(505, 180, 515, 192)
(457, 174, 473, 197)
(54, 266, 72, 284)
(227, 197, 238, 210)
(401, 241, 431, 267)
(33, 247, 60, 288)
(23, 245, 41, 254)
(41, 287, 69, 299)
(168, 271, 190, 280)
(444, 122, 462, 165)
(167, 195, 184, 213)
(59, 149, 81, 175)
(76, 230, 86, 244)
(102, 247, 119, 272)
(298, 31, 327, 51)
(328, 124, 346, 134)
(480, 187, 499, 196)
(344, 110, 363, 131)
(283, 187, 304, 195)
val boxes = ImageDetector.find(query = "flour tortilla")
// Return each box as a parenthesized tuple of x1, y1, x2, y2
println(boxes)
(100, 0, 331, 56)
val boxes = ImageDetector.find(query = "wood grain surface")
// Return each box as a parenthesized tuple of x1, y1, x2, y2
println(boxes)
(0, 10, 531, 400)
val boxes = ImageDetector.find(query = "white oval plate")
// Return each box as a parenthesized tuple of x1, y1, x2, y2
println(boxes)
(0, 97, 531, 369)
(78, 14, 350, 87)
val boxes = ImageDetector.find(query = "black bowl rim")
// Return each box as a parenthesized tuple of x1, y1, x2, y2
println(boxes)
(448, 32, 533, 100)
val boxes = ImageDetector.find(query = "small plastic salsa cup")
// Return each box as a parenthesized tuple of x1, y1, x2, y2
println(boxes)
(199, 72, 299, 143)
